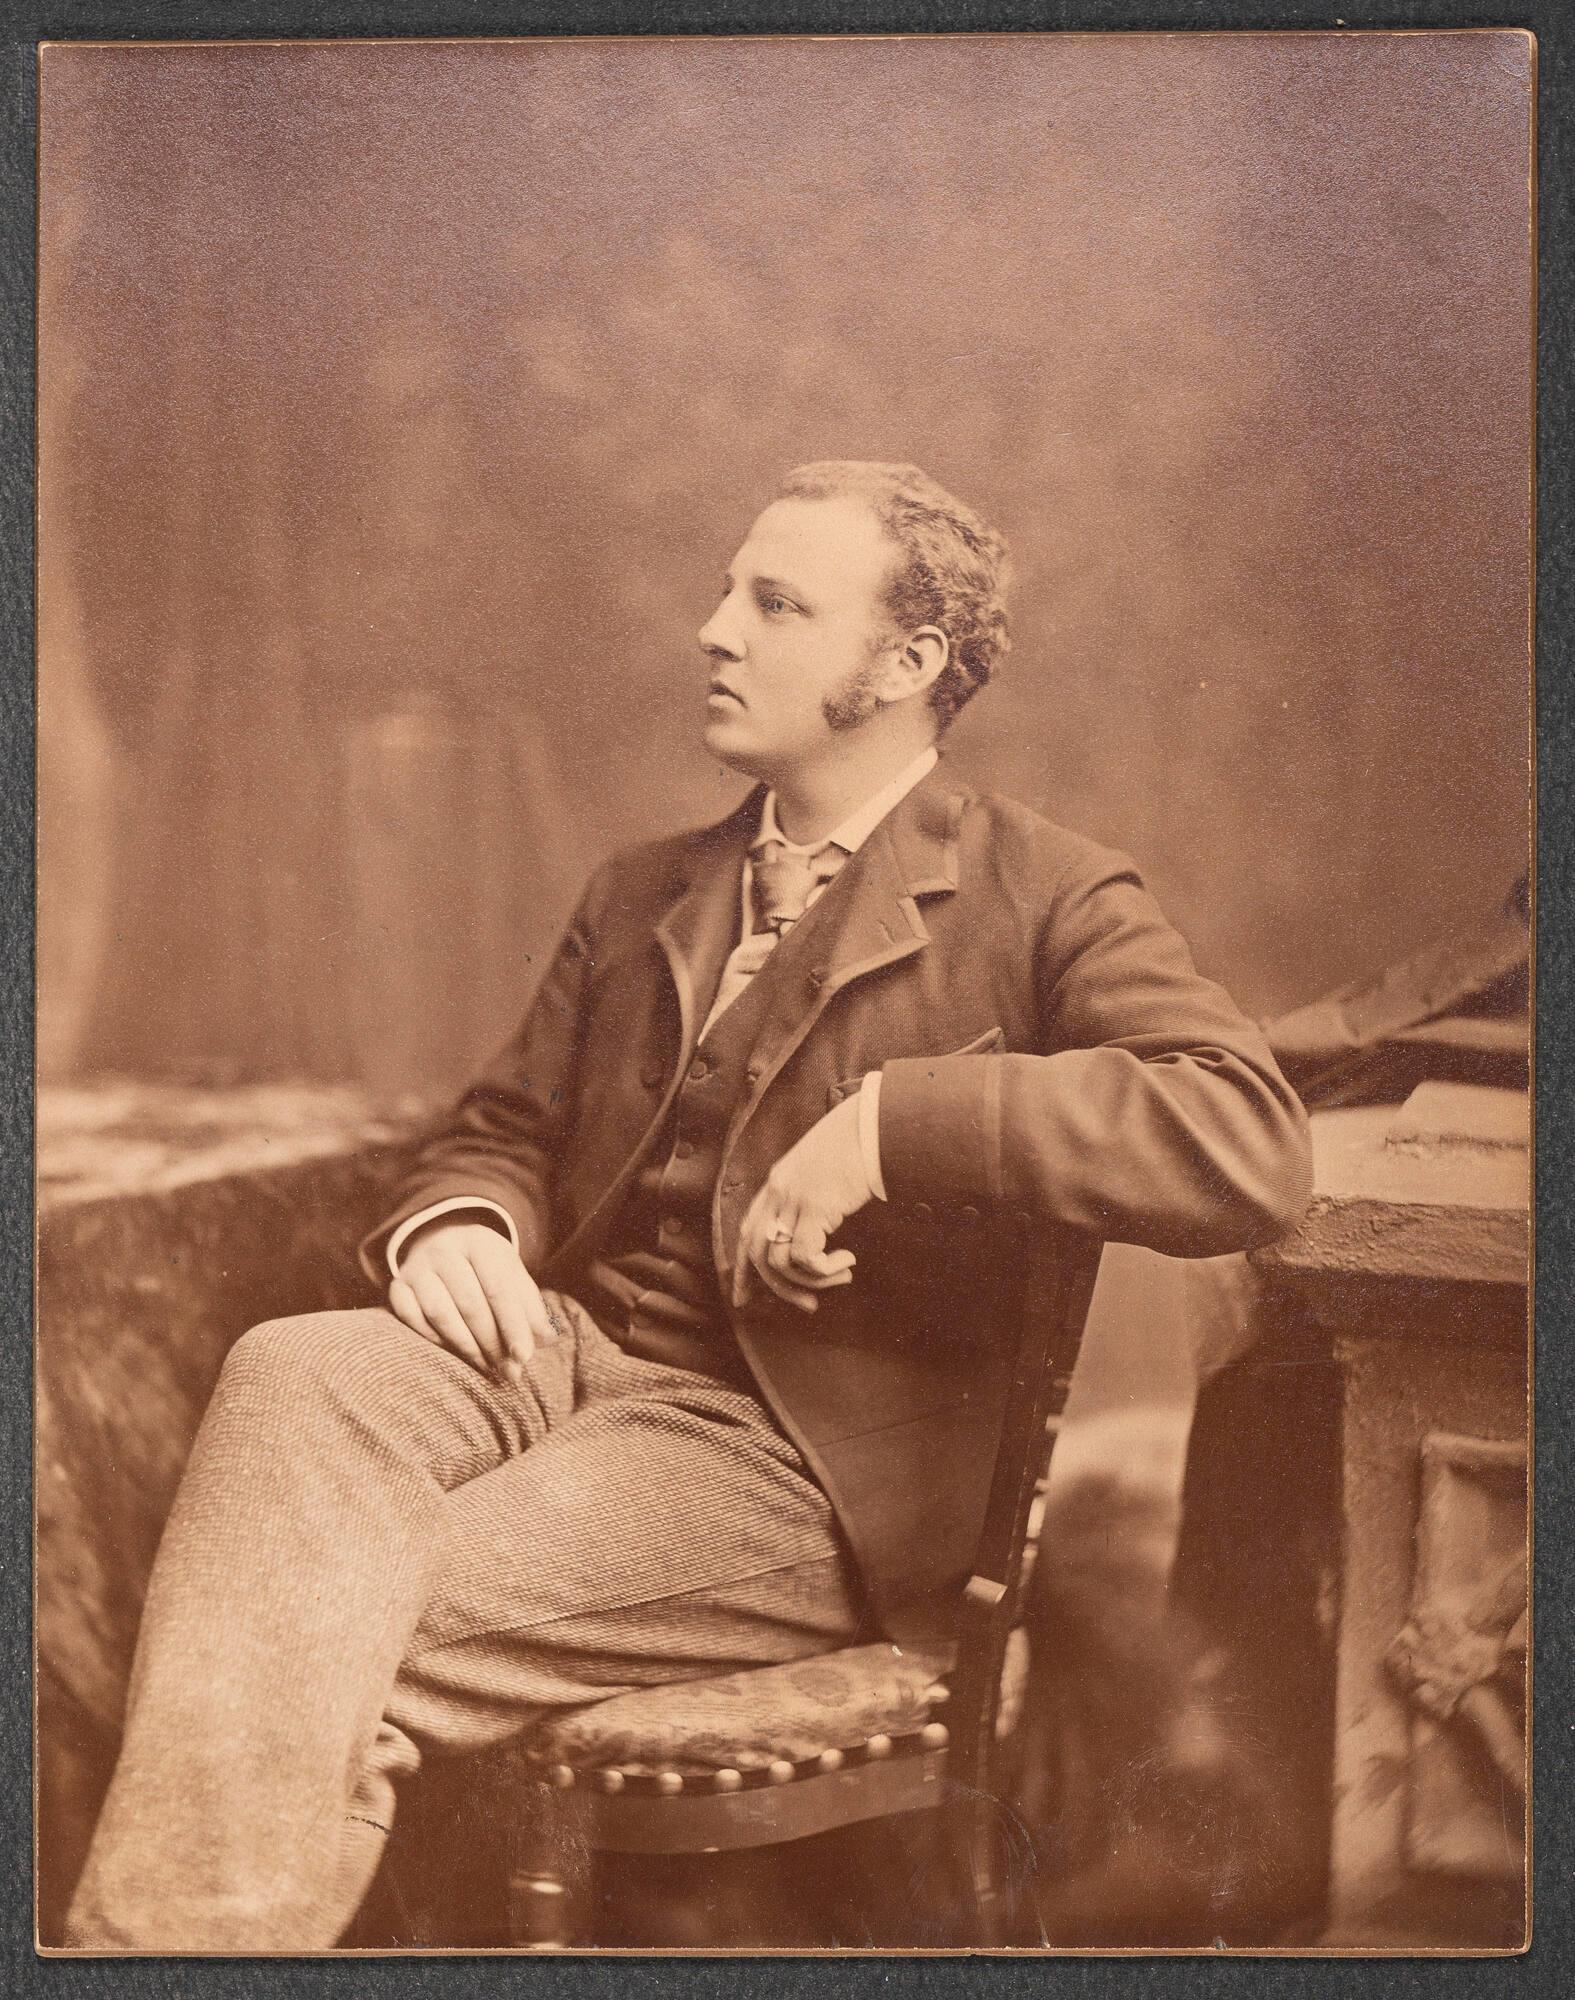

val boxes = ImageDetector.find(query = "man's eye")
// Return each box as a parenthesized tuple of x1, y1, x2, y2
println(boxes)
(762, 595, 792, 615)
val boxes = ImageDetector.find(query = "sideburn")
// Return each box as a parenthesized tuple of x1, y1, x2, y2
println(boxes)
(820, 657, 887, 733)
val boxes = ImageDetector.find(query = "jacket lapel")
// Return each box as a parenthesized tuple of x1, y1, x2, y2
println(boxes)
(543, 793, 758, 1287)
(547, 766, 965, 1286)
(736, 762, 967, 1112)
(653, 787, 763, 1071)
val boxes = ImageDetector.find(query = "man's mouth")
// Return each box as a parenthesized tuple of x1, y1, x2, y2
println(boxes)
(708, 681, 743, 706)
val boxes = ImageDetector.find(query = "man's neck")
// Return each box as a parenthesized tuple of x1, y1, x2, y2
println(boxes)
(759, 731, 939, 846)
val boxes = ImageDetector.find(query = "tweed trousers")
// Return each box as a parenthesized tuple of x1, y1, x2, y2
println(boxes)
(65, 1298, 860, 1952)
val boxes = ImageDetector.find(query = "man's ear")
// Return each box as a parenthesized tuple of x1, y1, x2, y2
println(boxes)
(873, 626, 949, 705)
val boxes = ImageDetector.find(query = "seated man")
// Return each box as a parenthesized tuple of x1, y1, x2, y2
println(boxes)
(67, 460, 1312, 1950)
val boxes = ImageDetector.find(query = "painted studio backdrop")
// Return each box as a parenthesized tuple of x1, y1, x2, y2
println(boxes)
(38, 35, 1531, 1103)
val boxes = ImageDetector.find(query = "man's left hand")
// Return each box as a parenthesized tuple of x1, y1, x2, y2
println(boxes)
(732, 1093, 873, 1312)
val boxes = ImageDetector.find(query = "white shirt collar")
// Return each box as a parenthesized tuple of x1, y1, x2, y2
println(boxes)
(753, 745, 940, 858)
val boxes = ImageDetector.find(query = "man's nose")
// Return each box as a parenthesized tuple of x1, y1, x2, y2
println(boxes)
(698, 600, 744, 661)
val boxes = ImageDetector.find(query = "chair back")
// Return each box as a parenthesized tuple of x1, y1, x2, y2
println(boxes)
(945, 1226, 1104, 1799)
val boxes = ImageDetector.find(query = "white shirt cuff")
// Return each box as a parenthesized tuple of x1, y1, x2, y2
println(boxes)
(857, 1071, 887, 1202)
(386, 1197, 519, 1278)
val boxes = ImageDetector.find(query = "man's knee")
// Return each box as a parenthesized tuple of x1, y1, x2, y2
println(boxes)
(219, 1309, 410, 1408)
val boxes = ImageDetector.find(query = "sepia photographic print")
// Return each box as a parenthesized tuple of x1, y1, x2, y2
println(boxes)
(35, 30, 1533, 1955)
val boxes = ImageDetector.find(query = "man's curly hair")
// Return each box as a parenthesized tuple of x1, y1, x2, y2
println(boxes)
(777, 460, 1011, 727)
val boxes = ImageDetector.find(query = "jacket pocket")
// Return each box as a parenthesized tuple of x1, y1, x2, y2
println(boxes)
(827, 1026, 1005, 1108)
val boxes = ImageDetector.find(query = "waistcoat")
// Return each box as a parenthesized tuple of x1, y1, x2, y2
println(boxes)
(578, 928, 790, 1382)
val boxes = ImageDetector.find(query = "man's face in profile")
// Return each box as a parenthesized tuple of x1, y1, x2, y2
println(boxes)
(698, 494, 904, 781)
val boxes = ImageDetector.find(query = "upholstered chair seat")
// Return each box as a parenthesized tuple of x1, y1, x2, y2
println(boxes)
(526, 1642, 955, 1787)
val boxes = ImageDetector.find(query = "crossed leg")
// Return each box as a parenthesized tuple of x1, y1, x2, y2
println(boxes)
(66, 1300, 859, 1952)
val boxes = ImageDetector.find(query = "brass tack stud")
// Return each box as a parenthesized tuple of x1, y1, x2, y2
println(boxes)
(865, 1734, 893, 1759)
(655, 1770, 684, 1796)
(595, 1768, 625, 1794)
(767, 1759, 796, 1786)
(548, 1764, 576, 1790)
(713, 1768, 743, 1792)
(919, 1722, 950, 1750)
(816, 1748, 844, 1773)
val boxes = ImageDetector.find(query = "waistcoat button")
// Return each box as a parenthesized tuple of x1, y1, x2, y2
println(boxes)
(641, 1064, 666, 1090)
(663, 1215, 684, 1236)
(689, 1057, 710, 1082)
(674, 1139, 694, 1161)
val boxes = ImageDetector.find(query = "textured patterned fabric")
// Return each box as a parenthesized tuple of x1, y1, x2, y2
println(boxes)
(535, 1641, 952, 1773)
(67, 1294, 860, 1950)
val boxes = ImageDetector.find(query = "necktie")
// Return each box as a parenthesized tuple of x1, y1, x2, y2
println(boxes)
(750, 840, 845, 935)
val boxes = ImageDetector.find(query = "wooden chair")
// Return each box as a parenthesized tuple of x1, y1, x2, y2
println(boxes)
(500, 1226, 1104, 1949)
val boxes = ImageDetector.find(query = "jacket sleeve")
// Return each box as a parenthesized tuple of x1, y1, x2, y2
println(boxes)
(357, 865, 606, 1283)
(875, 847, 1313, 1258)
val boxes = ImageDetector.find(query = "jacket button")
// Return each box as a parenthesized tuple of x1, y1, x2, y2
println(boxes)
(689, 1057, 710, 1082)
(913, 1201, 934, 1222)
(674, 1139, 694, 1161)
(663, 1215, 684, 1237)
(960, 1205, 981, 1224)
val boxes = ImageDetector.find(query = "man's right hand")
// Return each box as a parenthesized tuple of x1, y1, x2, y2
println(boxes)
(388, 1219, 560, 1385)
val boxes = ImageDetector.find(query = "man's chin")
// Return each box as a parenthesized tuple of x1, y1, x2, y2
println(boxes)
(701, 716, 763, 774)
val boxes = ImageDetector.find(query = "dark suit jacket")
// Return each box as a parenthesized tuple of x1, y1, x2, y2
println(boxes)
(366, 760, 1312, 1641)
